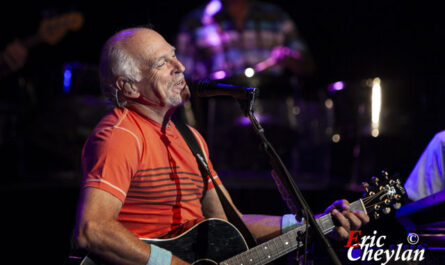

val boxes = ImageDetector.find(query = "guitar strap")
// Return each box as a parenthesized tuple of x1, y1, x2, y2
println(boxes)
(174, 120, 257, 248)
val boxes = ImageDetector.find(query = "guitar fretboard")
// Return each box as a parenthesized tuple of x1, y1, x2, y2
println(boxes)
(220, 199, 365, 265)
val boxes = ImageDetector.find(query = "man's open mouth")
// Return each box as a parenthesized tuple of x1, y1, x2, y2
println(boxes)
(173, 79, 186, 89)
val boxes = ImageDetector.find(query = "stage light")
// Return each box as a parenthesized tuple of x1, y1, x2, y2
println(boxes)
(63, 68, 72, 93)
(204, 0, 222, 17)
(327, 81, 344, 92)
(211, 70, 226, 80)
(332, 134, 341, 143)
(202, 0, 222, 24)
(324, 98, 334, 109)
(244, 67, 255, 78)
(371, 77, 381, 137)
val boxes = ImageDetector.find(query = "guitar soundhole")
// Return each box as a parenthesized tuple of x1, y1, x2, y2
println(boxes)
(192, 259, 218, 265)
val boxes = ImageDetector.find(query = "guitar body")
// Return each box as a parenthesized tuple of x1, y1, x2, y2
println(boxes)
(73, 219, 249, 265)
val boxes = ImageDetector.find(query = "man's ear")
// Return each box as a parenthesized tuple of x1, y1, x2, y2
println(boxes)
(116, 77, 140, 99)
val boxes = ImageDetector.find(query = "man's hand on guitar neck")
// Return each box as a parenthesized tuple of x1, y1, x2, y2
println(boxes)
(321, 199, 370, 241)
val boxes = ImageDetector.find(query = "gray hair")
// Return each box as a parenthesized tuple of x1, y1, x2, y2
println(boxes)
(99, 28, 143, 107)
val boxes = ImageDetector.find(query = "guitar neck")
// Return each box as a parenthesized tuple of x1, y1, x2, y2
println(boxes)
(22, 34, 43, 49)
(220, 199, 366, 265)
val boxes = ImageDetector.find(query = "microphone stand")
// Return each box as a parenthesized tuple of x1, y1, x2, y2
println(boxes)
(237, 90, 343, 265)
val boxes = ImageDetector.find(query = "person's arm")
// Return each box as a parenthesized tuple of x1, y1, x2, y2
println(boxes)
(74, 187, 189, 265)
(0, 40, 28, 78)
(271, 45, 315, 76)
(201, 184, 369, 243)
(404, 131, 445, 201)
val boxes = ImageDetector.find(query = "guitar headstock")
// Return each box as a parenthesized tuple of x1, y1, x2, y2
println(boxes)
(38, 11, 85, 45)
(361, 170, 406, 220)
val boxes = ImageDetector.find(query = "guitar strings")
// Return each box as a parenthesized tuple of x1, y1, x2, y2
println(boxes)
(361, 188, 393, 212)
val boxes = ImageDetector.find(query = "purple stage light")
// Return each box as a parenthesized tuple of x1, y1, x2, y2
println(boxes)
(328, 81, 345, 92)
(204, 0, 222, 17)
(202, 0, 222, 24)
(211, 70, 226, 80)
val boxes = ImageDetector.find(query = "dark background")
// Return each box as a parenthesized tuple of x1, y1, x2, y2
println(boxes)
(1, 1, 444, 264)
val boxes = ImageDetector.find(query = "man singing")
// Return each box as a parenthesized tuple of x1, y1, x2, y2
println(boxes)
(73, 27, 369, 265)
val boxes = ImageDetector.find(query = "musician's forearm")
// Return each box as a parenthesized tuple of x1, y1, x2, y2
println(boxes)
(242, 214, 282, 242)
(75, 220, 189, 265)
(75, 219, 151, 265)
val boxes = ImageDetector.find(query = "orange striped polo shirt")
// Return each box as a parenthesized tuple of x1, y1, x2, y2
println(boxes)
(81, 107, 221, 238)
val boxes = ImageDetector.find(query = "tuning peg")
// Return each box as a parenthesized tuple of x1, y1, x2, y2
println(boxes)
(389, 179, 395, 185)
(393, 202, 401, 210)
(374, 204, 381, 211)
(383, 207, 391, 214)
(394, 194, 401, 201)
(369, 191, 375, 196)
(381, 170, 389, 180)
(374, 212, 380, 219)
(371, 176, 379, 185)
(362, 182, 370, 193)
(384, 199, 391, 205)
(379, 186, 385, 191)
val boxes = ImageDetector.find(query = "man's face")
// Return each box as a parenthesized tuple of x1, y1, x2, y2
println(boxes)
(130, 29, 189, 109)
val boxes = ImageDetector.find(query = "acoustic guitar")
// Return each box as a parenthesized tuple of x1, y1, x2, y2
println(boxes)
(67, 171, 406, 265)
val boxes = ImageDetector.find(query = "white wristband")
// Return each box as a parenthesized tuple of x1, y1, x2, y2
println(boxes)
(281, 214, 305, 233)
(147, 244, 172, 265)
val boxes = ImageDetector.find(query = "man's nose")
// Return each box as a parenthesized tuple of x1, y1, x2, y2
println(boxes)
(172, 57, 185, 73)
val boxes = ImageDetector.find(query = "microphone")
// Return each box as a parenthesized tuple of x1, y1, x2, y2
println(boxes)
(188, 79, 258, 99)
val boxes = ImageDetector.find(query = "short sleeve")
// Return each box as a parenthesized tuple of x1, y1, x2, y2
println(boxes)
(404, 131, 445, 201)
(81, 126, 141, 202)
